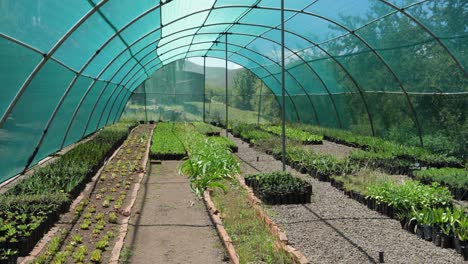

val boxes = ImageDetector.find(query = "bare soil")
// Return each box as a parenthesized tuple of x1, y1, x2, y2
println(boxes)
(303, 140, 354, 159)
(124, 161, 228, 264)
(229, 133, 466, 264)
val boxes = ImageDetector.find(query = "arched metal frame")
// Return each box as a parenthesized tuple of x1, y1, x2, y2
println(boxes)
(75, 44, 302, 145)
(1, 0, 464, 175)
(84, 34, 315, 140)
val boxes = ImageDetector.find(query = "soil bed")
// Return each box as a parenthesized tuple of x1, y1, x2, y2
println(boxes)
(229, 133, 465, 264)
(31, 125, 153, 264)
(302, 140, 354, 159)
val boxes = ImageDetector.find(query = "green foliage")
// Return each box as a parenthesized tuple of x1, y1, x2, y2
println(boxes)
(73, 245, 87, 263)
(231, 123, 273, 146)
(90, 249, 102, 263)
(0, 193, 69, 243)
(108, 212, 118, 224)
(207, 136, 236, 149)
(150, 122, 186, 156)
(262, 125, 323, 144)
(367, 181, 453, 214)
(245, 171, 311, 198)
(331, 168, 398, 195)
(80, 219, 92, 230)
(414, 168, 468, 188)
(458, 216, 468, 241)
(9, 122, 135, 196)
(211, 180, 294, 264)
(95, 234, 110, 250)
(274, 145, 357, 177)
(71, 234, 82, 246)
(192, 122, 221, 135)
(178, 124, 240, 197)
(0, 249, 18, 262)
(411, 206, 467, 238)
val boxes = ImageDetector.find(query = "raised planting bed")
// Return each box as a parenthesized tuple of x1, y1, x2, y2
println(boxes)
(209, 179, 300, 264)
(412, 168, 468, 201)
(299, 125, 463, 170)
(349, 149, 415, 175)
(261, 125, 323, 145)
(0, 121, 135, 260)
(272, 146, 357, 182)
(150, 122, 186, 160)
(245, 171, 312, 205)
(32, 125, 153, 264)
(192, 121, 221, 136)
(233, 124, 272, 145)
(409, 207, 468, 254)
(207, 136, 238, 153)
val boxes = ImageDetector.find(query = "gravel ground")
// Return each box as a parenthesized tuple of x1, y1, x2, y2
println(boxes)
(229, 133, 466, 264)
(303, 140, 354, 159)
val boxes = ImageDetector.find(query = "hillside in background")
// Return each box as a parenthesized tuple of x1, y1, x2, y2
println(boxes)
(182, 60, 243, 88)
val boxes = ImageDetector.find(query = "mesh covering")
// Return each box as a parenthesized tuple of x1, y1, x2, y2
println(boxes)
(0, 0, 466, 182)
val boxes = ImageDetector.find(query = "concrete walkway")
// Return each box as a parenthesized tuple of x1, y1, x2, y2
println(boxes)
(124, 161, 227, 264)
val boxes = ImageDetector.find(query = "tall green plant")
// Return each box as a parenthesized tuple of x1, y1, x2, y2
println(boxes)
(178, 127, 240, 197)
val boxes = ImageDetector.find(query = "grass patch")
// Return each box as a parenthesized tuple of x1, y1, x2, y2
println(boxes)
(211, 180, 294, 264)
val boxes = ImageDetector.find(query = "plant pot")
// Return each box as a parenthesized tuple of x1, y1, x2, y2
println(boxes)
(422, 225, 433, 241)
(399, 217, 408, 229)
(461, 245, 468, 261)
(408, 219, 417, 234)
(416, 226, 424, 239)
(433, 232, 441, 247)
(432, 226, 441, 247)
(0, 255, 18, 264)
(440, 233, 453, 249)
(387, 205, 395, 218)
(454, 237, 460, 253)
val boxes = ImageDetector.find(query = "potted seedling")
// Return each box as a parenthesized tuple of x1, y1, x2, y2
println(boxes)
(456, 217, 468, 259)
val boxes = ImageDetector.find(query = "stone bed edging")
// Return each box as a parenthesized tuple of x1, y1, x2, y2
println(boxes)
(203, 190, 240, 264)
(236, 175, 310, 264)
(20, 126, 136, 264)
(109, 124, 155, 264)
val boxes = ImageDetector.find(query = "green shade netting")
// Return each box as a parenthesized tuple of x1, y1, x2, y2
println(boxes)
(0, 0, 466, 183)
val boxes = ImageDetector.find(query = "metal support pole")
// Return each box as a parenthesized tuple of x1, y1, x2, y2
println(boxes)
(281, 0, 286, 171)
(257, 81, 263, 126)
(203, 56, 206, 122)
(143, 82, 148, 122)
(225, 33, 229, 137)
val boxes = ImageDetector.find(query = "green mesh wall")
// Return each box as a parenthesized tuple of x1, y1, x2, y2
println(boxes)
(0, 0, 467, 183)
(121, 58, 280, 124)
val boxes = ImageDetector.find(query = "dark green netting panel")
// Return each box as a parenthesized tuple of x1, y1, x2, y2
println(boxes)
(32, 76, 94, 166)
(62, 80, 107, 148)
(84, 83, 117, 136)
(0, 0, 466, 183)
(0, 37, 42, 117)
(0, 61, 74, 179)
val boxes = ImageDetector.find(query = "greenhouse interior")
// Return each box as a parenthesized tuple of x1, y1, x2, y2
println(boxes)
(0, 0, 467, 263)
